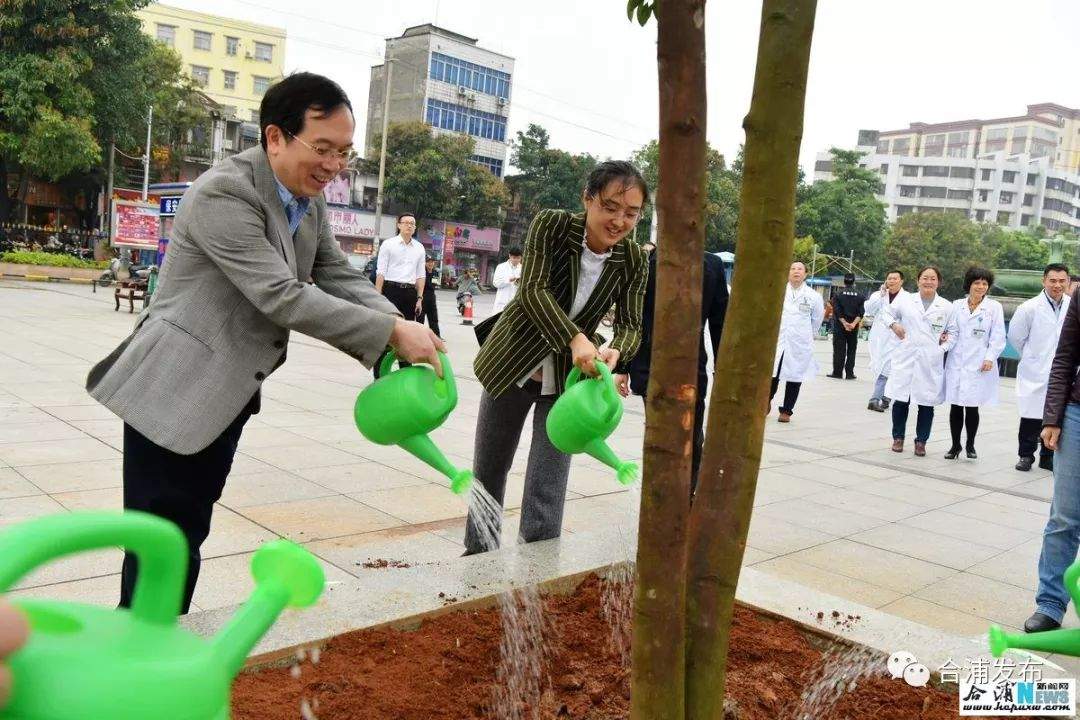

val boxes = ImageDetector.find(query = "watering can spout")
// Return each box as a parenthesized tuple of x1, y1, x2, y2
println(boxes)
(584, 438, 639, 486)
(211, 540, 325, 676)
(398, 434, 473, 494)
(989, 624, 1080, 658)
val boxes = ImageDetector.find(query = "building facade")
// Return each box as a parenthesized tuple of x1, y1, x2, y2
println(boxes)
(815, 104, 1080, 233)
(137, 3, 286, 128)
(366, 24, 514, 178)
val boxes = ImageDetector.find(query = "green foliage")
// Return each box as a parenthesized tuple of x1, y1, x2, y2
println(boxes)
(884, 212, 993, 298)
(795, 148, 887, 276)
(510, 124, 597, 225)
(792, 235, 816, 266)
(1, 251, 108, 269)
(626, 0, 657, 25)
(374, 121, 508, 228)
(979, 224, 1050, 271)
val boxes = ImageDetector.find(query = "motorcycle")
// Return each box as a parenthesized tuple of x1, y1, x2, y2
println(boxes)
(456, 278, 482, 315)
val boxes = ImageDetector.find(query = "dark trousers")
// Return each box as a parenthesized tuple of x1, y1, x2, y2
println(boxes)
(892, 400, 934, 442)
(419, 292, 440, 338)
(769, 354, 801, 415)
(119, 396, 256, 614)
(376, 282, 420, 376)
(1020, 416, 1054, 464)
(831, 326, 859, 377)
(949, 404, 981, 450)
(639, 371, 708, 497)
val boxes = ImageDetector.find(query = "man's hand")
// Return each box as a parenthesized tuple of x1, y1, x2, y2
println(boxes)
(1042, 425, 1062, 451)
(0, 600, 29, 707)
(613, 373, 630, 397)
(414, 297, 423, 319)
(389, 318, 447, 376)
(891, 322, 906, 340)
(570, 333, 599, 376)
(599, 347, 621, 372)
(980, 359, 994, 372)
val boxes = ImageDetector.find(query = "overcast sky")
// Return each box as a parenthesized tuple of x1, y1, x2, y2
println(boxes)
(162, 0, 1080, 175)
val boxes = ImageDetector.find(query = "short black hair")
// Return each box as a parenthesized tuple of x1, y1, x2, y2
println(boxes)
(886, 269, 905, 280)
(259, 72, 353, 150)
(963, 266, 995, 292)
(843, 272, 856, 286)
(507, 246, 522, 257)
(585, 161, 650, 205)
(1044, 263, 1070, 276)
(397, 212, 416, 223)
(917, 265, 942, 283)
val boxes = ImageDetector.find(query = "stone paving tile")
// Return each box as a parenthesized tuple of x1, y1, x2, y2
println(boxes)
(13, 548, 123, 591)
(755, 498, 890, 537)
(899, 509, 1038, 551)
(965, 538, 1041, 592)
(347, 483, 471, 525)
(295, 461, 431, 494)
(0, 407, 56, 425)
(0, 437, 119, 466)
(0, 421, 87, 444)
(39, 404, 120, 423)
(0, 494, 67, 528)
(746, 514, 837, 556)
(239, 496, 400, 543)
(849, 523, 1002, 571)
(786, 539, 955, 594)
(7, 574, 122, 607)
(914, 572, 1035, 628)
(0, 467, 42, 499)
(218, 470, 338, 509)
(977, 491, 1052, 516)
(14, 459, 123, 494)
(754, 555, 904, 609)
(802, 487, 927, 522)
(202, 506, 278, 558)
(880, 596, 1012, 637)
(941, 497, 1049, 534)
(191, 551, 355, 611)
(305, 526, 463, 578)
(237, 442, 361, 472)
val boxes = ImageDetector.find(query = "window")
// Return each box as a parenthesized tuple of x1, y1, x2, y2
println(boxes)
(428, 52, 511, 99)
(978, 189, 990, 203)
(190, 65, 210, 87)
(997, 211, 1012, 224)
(946, 131, 969, 158)
(1024, 193, 1035, 206)
(1021, 214, 1033, 226)
(901, 164, 919, 177)
(219, 105, 237, 118)
(814, 160, 833, 173)
(226, 36, 239, 56)
(947, 189, 972, 200)
(469, 155, 504, 177)
(254, 42, 273, 62)
(919, 186, 947, 199)
(984, 127, 1008, 153)
(922, 134, 945, 157)
(898, 185, 917, 198)
(1011, 126, 1028, 154)
(193, 30, 212, 51)
(879, 163, 888, 174)
(223, 70, 237, 90)
(424, 99, 507, 142)
(253, 76, 271, 95)
(1000, 191, 1015, 204)
(949, 166, 975, 179)
(922, 165, 949, 177)
(156, 23, 176, 46)
(1027, 174, 1038, 186)
(250, 109, 260, 123)
(892, 137, 911, 156)
(981, 169, 993, 181)
(975, 210, 986, 221)
(896, 205, 914, 217)
(1002, 170, 1017, 184)
(876, 139, 890, 154)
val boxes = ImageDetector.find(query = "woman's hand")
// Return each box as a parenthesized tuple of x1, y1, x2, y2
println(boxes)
(980, 360, 994, 372)
(891, 323, 906, 340)
(570, 333, 600, 376)
(0, 600, 29, 707)
(613, 373, 630, 397)
(599, 347, 621, 372)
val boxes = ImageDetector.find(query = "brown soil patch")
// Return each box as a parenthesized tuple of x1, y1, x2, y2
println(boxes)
(232, 575, 1020, 719)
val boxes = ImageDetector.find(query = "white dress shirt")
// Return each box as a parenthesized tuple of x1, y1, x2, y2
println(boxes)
(491, 260, 522, 312)
(376, 235, 426, 284)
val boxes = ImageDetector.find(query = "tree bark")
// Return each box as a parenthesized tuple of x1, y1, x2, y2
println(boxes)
(629, 1, 707, 718)
(684, 1, 818, 717)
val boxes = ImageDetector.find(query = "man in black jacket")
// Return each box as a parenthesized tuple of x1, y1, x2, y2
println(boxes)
(828, 273, 865, 380)
(418, 255, 441, 338)
(623, 249, 728, 496)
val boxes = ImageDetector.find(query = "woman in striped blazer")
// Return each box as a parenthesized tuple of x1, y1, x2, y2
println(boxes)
(464, 161, 650, 553)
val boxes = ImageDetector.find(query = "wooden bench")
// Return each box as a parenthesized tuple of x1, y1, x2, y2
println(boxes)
(114, 280, 148, 313)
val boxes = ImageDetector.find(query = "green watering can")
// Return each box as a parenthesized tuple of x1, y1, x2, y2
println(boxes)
(354, 350, 473, 495)
(990, 560, 1080, 658)
(0, 511, 324, 720)
(546, 362, 639, 485)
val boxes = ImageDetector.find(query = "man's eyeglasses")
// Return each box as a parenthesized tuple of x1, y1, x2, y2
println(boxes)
(286, 131, 358, 166)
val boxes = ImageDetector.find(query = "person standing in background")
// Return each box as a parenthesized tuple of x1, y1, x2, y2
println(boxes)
(374, 212, 426, 321)
(491, 246, 523, 313)
(769, 261, 824, 423)
(1009, 263, 1071, 471)
(418, 254, 441, 338)
(827, 272, 865, 380)
(865, 270, 908, 412)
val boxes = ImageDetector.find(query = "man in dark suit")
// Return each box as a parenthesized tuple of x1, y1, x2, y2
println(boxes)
(624, 248, 728, 496)
(418, 254, 441, 337)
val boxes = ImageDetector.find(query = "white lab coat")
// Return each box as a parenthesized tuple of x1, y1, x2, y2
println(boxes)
(943, 297, 1006, 407)
(491, 260, 521, 313)
(865, 288, 909, 378)
(772, 282, 825, 382)
(1008, 292, 1071, 419)
(883, 292, 957, 406)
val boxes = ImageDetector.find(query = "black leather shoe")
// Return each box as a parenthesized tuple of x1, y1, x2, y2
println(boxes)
(845, 374, 857, 380)
(1039, 455, 1055, 471)
(944, 447, 961, 460)
(966, 447, 978, 459)
(867, 400, 885, 412)
(1024, 612, 1061, 633)
(882, 399, 892, 409)
(826, 373, 843, 379)
(1016, 457, 1034, 472)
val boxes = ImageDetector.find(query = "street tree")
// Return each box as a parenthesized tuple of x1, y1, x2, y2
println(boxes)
(884, 212, 993, 298)
(979, 224, 1050, 271)
(510, 124, 597, 223)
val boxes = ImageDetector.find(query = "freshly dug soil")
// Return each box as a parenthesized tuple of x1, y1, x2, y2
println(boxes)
(231, 575, 1013, 719)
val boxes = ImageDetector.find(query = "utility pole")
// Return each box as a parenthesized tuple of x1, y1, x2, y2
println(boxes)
(372, 60, 393, 259)
(101, 140, 115, 260)
(141, 104, 153, 201)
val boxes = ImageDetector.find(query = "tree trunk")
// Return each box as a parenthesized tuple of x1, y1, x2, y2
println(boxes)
(629, 1, 707, 718)
(684, 1, 818, 717)
(0, 159, 10, 225)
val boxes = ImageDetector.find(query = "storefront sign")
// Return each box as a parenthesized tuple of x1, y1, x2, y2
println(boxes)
(112, 200, 160, 250)
(445, 222, 500, 253)
(159, 196, 183, 217)
(328, 207, 375, 238)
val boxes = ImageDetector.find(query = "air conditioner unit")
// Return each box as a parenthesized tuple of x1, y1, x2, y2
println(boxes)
(496, 97, 507, 106)
(457, 85, 468, 95)
(245, 52, 253, 59)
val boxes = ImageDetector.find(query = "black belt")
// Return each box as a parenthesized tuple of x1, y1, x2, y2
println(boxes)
(385, 281, 416, 289)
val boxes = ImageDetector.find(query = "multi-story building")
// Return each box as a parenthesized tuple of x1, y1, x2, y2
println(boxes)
(137, 2, 286, 129)
(815, 104, 1080, 233)
(366, 24, 514, 178)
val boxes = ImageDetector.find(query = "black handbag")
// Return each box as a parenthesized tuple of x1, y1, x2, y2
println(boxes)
(473, 312, 500, 346)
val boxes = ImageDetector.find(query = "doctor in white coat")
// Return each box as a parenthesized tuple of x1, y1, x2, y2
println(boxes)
(883, 265, 957, 456)
(770, 261, 825, 422)
(490, 246, 523, 313)
(864, 269, 909, 412)
(943, 267, 1007, 460)
(1008, 263, 1071, 471)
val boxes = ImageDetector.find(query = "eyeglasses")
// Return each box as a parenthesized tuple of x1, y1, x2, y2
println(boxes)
(286, 131, 358, 166)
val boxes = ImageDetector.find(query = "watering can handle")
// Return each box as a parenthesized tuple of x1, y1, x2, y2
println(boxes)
(564, 359, 613, 389)
(0, 511, 187, 625)
(377, 350, 456, 398)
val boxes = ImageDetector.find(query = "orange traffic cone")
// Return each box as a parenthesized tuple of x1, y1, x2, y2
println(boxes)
(462, 297, 474, 325)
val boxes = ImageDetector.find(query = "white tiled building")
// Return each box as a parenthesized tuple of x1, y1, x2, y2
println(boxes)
(366, 24, 514, 178)
(815, 104, 1080, 233)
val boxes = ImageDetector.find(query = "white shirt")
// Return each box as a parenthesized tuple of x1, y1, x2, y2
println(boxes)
(520, 238, 611, 395)
(491, 260, 522, 313)
(376, 235, 426, 284)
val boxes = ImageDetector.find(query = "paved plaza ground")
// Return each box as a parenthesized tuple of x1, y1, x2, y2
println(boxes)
(1, 278, 1074, 669)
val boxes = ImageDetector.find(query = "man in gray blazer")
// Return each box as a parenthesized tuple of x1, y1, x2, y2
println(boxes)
(86, 73, 443, 612)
